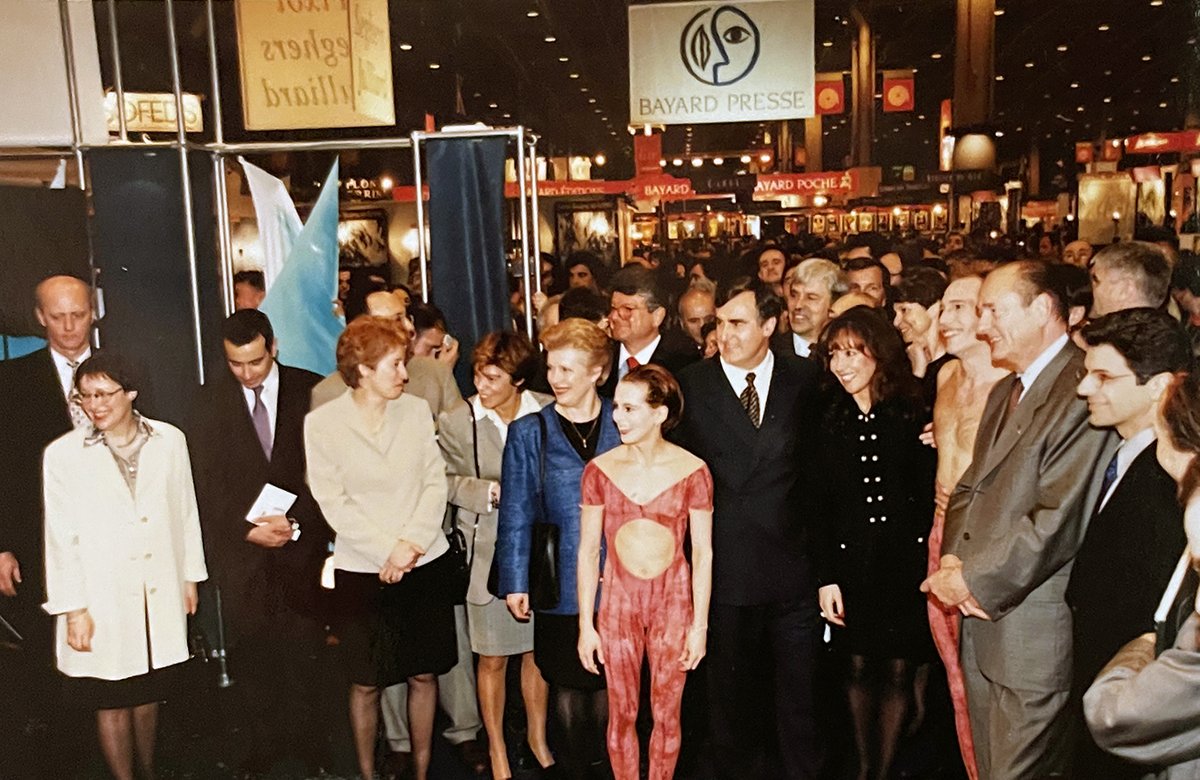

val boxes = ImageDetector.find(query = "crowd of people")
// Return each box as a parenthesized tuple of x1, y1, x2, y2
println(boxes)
(5, 224, 1200, 780)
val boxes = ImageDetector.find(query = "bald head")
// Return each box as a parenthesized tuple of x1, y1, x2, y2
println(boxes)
(365, 290, 415, 340)
(35, 275, 92, 358)
(678, 286, 716, 345)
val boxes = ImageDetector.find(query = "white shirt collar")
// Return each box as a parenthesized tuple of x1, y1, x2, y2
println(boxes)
(791, 333, 812, 358)
(1017, 333, 1069, 401)
(618, 334, 662, 368)
(720, 349, 775, 411)
(49, 346, 92, 397)
(241, 361, 280, 433)
(471, 391, 543, 444)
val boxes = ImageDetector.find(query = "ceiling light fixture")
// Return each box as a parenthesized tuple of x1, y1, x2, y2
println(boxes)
(1097, 24, 1110, 31)
(759, 153, 772, 163)
(692, 157, 703, 167)
(1070, 82, 1079, 88)
(558, 56, 569, 62)
(658, 159, 666, 167)
(995, 130, 1005, 137)
(995, 75, 1004, 81)
(822, 40, 833, 47)
(930, 52, 943, 60)
(672, 158, 683, 166)
(1142, 55, 1152, 61)
(526, 10, 539, 17)
(429, 63, 440, 69)
(587, 98, 596, 104)
(488, 102, 498, 108)
(1025, 61, 1034, 68)
(594, 154, 606, 166)
(544, 35, 556, 43)
(399, 43, 413, 51)
(993, 7, 1004, 15)
(740, 154, 752, 163)
(713, 157, 724, 165)
(1056, 44, 1068, 52)
(569, 73, 580, 79)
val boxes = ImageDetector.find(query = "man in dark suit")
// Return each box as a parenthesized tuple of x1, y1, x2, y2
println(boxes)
(599, 265, 698, 396)
(923, 261, 1112, 780)
(675, 278, 823, 779)
(0, 275, 93, 730)
(1067, 307, 1191, 778)
(188, 309, 331, 775)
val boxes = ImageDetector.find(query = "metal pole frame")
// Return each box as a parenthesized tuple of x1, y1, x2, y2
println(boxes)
(165, 0, 205, 384)
(205, 0, 235, 314)
(106, 0, 128, 143)
(409, 127, 541, 338)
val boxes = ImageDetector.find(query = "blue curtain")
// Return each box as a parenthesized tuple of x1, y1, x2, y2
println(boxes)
(426, 137, 511, 396)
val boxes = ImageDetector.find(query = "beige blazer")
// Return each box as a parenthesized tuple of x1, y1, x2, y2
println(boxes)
(310, 356, 462, 419)
(42, 420, 208, 681)
(437, 392, 552, 605)
(304, 391, 448, 573)
(945, 342, 1115, 691)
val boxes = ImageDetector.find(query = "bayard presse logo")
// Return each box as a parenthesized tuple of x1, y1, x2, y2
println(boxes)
(680, 4, 762, 87)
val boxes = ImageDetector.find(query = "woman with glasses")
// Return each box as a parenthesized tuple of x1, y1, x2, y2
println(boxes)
(42, 352, 207, 780)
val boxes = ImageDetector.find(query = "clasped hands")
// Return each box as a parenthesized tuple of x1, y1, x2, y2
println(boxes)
(246, 514, 295, 548)
(920, 555, 991, 620)
(379, 539, 423, 584)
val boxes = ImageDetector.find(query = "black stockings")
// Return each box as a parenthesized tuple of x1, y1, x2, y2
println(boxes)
(845, 654, 913, 780)
(554, 686, 608, 780)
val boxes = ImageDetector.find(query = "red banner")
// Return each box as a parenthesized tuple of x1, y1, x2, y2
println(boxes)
(633, 133, 663, 178)
(1075, 142, 1094, 164)
(1100, 138, 1123, 162)
(882, 71, 915, 113)
(1124, 131, 1200, 154)
(815, 74, 845, 115)
(755, 170, 858, 196)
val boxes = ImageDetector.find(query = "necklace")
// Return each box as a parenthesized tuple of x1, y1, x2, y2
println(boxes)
(563, 415, 599, 448)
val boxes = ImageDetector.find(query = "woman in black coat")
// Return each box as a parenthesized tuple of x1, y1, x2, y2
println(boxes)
(813, 306, 936, 780)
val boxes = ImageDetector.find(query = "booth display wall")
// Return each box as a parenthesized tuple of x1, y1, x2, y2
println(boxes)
(89, 148, 223, 425)
(0, 184, 91, 338)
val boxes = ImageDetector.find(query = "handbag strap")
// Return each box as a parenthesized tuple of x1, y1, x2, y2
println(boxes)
(535, 412, 547, 515)
(466, 401, 482, 479)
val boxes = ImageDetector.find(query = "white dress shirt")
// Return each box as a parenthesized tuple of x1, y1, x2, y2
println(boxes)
(720, 348, 774, 413)
(1098, 427, 1157, 513)
(49, 346, 92, 398)
(792, 333, 813, 358)
(1017, 333, 1069, 402)
(471, 390, 544, 446)
(240, 362, 280, 442)
(617, 334, 661, 380)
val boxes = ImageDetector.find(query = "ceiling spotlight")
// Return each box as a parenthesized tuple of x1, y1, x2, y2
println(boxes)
(740, 154, 752, 163)
(429, 63, 440, 69)
(1160, 102, 1169, 108)
(658, 159, 666, 167)
(995, 130, 1005, 137)
(569, 73, 580, 79)
(1077, 105, 1085, 112)
(488, 102, 498, 108)
(814, 194, 829, 207)
(587, 98, 597, 104)
(993, 7, 1004, 15)
(1097, 24, 1110, 31)
(526, 10, 539, 17)
(759, 153, 772, 163)
(544, 35, 556, 42)
(399, 43, 413, 51)
(379, 176, 394, 191)
(1150, 0, 1163, 5)
(502, 113, 511, 119)
(593, 108, 601, 113)
(1171, 76, 1181, 83)
(559, 56, 569, 62)
(594, 154, 606, 166)
(822, 40, 833, 47)
(672, 158, 683, 166)
(930, 52, 943, 60)
(1142, 55, 1152, 61)
(1070, 82, 1079, 88)
(1103, 96, 1112, 103)
(692, 157, 703, 167)
(601, 116, 608, 121)
(1056, 44, 1068, 52)
(713, 157, 724, 165)
(1025, 61, 1035, 68)
(580, 87, 589, 92)
(995, 75, 1004, 81)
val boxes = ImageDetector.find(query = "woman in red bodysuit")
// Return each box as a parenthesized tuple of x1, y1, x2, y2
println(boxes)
(576, 364, 713, 780)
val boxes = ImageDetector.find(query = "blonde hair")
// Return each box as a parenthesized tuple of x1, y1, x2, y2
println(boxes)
(540, 318, 611, 370)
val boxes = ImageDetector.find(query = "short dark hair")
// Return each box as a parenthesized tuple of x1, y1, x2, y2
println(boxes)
(1081, 308, 1192, 384)
(1172, 253, 1200, 296)
(559, 287, 610, 323)
(233, 269, 265, 292)
(1091, 241, 1171, 308)
(843, 256, 888, 280)
(609, 264, 664, 311)
(621, 364, 684, 432)
(472, 331, 539, 387)
(892, 266, 948, 309)
(222, 308, 274, 349)
(74, 351, 140, 395)
(1008, 260, 1069, 324)
(715, 276, 782, 325)
(410, 302, 447, 336)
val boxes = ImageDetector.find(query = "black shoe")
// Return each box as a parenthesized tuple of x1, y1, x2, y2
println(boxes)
(457, 739, 490, 776)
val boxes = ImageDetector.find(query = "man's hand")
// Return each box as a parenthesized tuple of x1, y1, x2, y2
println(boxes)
(183, 582, 199, 615)
(0, 552, 21, 597)
(920, 555, 976, 609)
(958, 595, 992, 621)
(437, 336, 460, 367)
(506, 593, 531, 621)
(1098, 632, 1157, 678)
(246, 515, 293, 548)
(66, 608, 94, 652)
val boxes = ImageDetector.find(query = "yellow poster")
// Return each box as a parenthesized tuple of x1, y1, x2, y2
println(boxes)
(235, 0, 395, 131)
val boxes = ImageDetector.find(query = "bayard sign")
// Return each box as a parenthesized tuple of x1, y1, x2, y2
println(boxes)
(235, 0, 395, 131)
(628, 0, 814, 125)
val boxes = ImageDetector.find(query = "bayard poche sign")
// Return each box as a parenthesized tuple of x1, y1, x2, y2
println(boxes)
(628, 0, 814, 126)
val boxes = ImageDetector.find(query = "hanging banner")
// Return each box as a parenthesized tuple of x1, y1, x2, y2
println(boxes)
(235, 0, 395, 130)
(882, 70, 915, 112)
(814, 73, 845, 115)
(634, 133, 664, 177)
(1124, 131, 1200, 154)
(628, 0, 814, 125)
(1075, 142, 1095, 164)
(104, 91, 203, 134)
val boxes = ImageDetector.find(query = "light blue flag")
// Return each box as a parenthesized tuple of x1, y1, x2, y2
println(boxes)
(260, 159, 344, 376)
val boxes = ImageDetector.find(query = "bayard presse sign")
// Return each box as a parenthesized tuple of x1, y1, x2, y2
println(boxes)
(628, 0, 814, 125)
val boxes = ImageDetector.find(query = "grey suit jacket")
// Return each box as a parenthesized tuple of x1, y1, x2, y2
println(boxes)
(436, 392, 552, 605)
(1086, 599, 1200, 779)
(944, 341, 1114, 691)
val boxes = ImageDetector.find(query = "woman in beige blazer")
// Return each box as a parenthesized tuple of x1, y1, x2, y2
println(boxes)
(438, 332, 554, 779)
(304, 317, 453, 780)
(42, 352, 207, 780)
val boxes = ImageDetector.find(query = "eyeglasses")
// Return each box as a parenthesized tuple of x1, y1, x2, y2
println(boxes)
(609, 303, 652, 317)
(73, 388, 125, 405)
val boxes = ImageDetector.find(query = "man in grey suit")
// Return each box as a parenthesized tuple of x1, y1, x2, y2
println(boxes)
(922, 261, 1112, 779)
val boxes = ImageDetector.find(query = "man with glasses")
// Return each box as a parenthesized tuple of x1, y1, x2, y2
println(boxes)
(0, 274, 94, 767)
(599, 265, 698, 397)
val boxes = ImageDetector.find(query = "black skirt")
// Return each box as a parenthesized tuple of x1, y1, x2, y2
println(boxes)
(534, 612, 606, 692)
(63, 661, 182, 710)
(333, 553, 457, 687)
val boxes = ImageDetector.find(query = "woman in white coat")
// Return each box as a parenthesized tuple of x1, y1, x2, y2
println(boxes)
(42, 352, 207, 780)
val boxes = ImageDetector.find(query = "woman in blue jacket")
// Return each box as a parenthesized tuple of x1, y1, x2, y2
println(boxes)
(496, 318, 619, 779)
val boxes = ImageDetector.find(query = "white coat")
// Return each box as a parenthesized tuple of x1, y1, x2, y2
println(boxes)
(42, 419, 208, 681)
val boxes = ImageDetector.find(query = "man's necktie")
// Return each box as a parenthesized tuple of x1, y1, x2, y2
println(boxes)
(997, 376, 1023, 435)
(66, 359, 89, 429)
(1096, 449, 1121, 512)
(620, 355, 639, 380)
(740, 372, 761, 428)
(251, 385, 273, 459)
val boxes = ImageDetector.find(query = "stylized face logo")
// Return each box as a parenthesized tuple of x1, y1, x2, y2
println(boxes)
(680, 5, 761, 86)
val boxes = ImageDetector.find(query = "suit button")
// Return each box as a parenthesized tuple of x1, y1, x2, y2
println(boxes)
(963, 532, 971, 541)
(149, 587, 157, 594)
(144, 553, 152, 560)
(141, 517, 149, 524)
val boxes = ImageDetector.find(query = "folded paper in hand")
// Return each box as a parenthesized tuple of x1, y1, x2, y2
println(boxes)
(245, 484, 301, 541)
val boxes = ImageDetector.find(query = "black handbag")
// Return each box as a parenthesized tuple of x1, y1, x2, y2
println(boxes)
(487, 412, 560, 611)
(444, 514, 469, 605)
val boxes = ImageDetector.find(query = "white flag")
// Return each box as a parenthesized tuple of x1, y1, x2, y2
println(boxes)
(239, 156, 303, 291)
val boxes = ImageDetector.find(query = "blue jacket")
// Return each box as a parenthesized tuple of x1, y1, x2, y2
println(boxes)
(495, 399, 619, 616)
